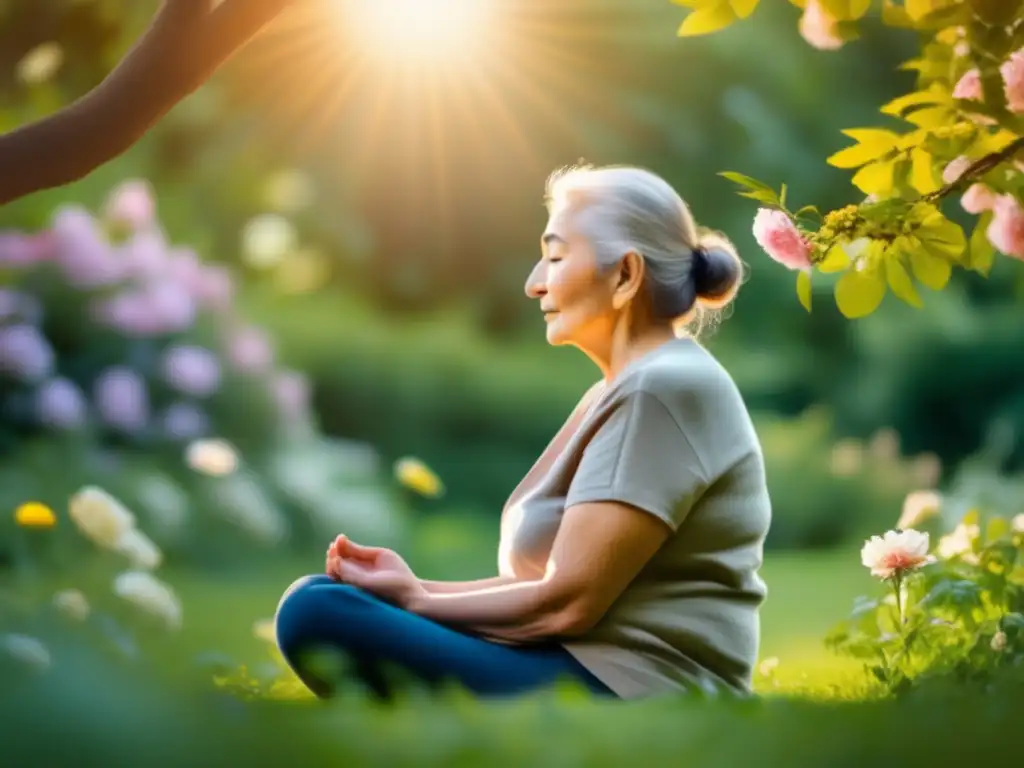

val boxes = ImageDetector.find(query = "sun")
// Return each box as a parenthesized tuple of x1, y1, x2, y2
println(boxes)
(340, 0, 496, 66)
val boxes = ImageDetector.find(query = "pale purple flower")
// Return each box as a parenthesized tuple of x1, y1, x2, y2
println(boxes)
(0, 289, 21, 320)
(94, 367, 149, 433)
(0, 324, 54, 382)
(272, 370, 310, 420)
(35, 377, 87, 430)
(166, 247, 202, 288)
(193, 265, 234, 311)
(104, 179, 156, 232)
(161, 402, 210, 441)
(51, 205, 122, 288)
(118, 230, 167, 282)
(94, 283, 195, 338)
(226, 326, 274, 373)
(161, 345, 221, 398)
(146, 283, 196, 334)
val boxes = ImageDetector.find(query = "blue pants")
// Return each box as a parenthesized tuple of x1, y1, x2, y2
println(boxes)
(274, 575, 615, 700)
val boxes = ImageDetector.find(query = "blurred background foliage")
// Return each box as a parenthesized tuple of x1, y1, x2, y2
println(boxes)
(2, 1, 1024, 761)
(2, 0, 1024, 560)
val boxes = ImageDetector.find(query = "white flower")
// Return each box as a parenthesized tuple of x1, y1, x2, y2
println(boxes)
(68, 486, 136, 550)
(240, 213, 297, 269)
(114, 528, 163, 570)
(1, 633, 51, 670)
(1012, 513, 1024, 534)
(52, 589, 90, 621)
(991, 631, 1007, 652)
(113, 571, 182, 631)
(185, 438, 239, 476)
(860, 529, 935, 579)
(937, 523, 980, 562)
(896, 490, 942, 530)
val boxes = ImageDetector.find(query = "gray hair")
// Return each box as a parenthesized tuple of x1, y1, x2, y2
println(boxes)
(544, 164, 745, 335)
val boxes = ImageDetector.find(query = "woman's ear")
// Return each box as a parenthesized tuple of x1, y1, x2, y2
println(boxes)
(611, 251, 645, 310)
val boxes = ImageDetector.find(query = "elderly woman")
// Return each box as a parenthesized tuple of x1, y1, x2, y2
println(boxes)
(274, 164, 772, 702)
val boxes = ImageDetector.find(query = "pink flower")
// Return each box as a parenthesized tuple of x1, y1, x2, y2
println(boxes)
(961, 184, 997, 214)
(194, 265, 234, 312)
(798, 0, 844, 51)
(0, 231, 55, 268)
(51, 205, 122, 288)
(986, 195, 1024, 260)
(752, 208, 812, 270)
(161, 402, 210, 441)
(35, 377, 87, 430)
(942, 156, 972, 184)
(94, 283, 195, 337)
(0, 324, 54, 382)
(861, 529, 934, 580)
(104, 179, 157, 232)
(1001, 49, 1024, 113)
(93, 367, 149, 433)
(226, 326, 274, 373)
(953, 69, 983, 101)
(161, 345, 221, 398)
(272, 370, 310, 420)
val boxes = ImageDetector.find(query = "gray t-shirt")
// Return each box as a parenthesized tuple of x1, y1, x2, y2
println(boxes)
(498, 337, 771, 699)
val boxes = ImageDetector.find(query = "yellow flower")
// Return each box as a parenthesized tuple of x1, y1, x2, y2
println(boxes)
(394, 456, 445, 498)
(14, 502, 56, 529)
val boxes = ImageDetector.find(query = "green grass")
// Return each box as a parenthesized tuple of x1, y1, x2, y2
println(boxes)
(143, 540, 872, 697)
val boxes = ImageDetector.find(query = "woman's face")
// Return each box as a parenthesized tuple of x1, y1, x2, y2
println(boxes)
(524, 201, 620, 348)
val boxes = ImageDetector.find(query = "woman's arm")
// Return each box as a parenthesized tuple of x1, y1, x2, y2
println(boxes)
(418, 576, 522, 594)
(0, 0, 294, 205)
(405, 502, 671, 643)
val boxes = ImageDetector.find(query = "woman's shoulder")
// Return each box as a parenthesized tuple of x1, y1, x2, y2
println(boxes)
(618, 338, 736, 405)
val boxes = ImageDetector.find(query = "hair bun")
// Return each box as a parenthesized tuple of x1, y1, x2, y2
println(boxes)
(691, 238, 743, 308)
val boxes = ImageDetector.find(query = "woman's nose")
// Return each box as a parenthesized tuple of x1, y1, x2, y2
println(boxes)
(524, 264, 547, 299)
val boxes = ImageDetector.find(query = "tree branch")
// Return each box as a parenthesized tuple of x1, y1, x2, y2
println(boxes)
(0, 0, 297, 206)
(927, 135, 1024, 203)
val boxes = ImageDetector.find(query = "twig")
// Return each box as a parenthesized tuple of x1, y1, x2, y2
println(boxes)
(0, 0, 298, 206)
(925, 135, 1024, 203)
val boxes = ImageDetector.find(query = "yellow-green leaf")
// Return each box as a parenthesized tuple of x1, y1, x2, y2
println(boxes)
(729, 0, 760, 18)
(818, 245, 851, 273)
(885, 257, 923, 308)
(905, 0, 955, 21)
(881, 0, 915, 26)
(821, 0, 872, 20)
(919, 217, 967, 259)
(852, 160, 895, 196)
(880, 88, 945, 117)
(909, 248, 952, 290)
(962, 508, 979, 528)
(834, 269, 886, 318)
(986, 515, 1010, 543)
(910, 147, 941, 194)
(905, 105, 954, 129)
(678, 3, 736, 36)
(796, 270, 812, 312)
(968, 212, 996, 276)
(827, 129, 901, 168)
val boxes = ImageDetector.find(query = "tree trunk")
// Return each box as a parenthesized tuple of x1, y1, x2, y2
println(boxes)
(0, 0, 295, 206)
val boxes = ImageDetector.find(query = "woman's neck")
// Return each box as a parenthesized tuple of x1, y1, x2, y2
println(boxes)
(585, 323, 679, 383)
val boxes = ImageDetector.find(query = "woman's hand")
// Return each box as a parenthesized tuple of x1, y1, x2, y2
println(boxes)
(325, 535, 427, 610)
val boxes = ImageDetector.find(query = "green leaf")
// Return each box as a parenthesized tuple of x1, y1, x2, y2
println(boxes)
(968, 212, 996, 276)
(678, 2, 737, 36)
(796, 270, 812, 312)
(918, 215, 967, 259)
(779, 183, 788, 208)
(821, 0, 872, 20)
(834, 269, 886, 318)
(718, 171, 774, 192)
(794, 204, 820, 220)
(827, 129, 901, 169)
(852, 160, 895, 197)
(881, 0, 916, 26)
(910, 147, 941, 194)
(885, 257, 923, 308)
(909, 247, 952, 290)
(738, 189, 781, 205)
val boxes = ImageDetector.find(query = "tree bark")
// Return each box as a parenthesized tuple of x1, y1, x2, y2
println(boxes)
(0, 0, 296, 206)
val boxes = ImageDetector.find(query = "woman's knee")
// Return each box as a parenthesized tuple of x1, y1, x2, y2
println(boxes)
(274, 580, 377, 656)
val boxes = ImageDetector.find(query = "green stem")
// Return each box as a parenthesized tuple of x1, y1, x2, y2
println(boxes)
(893, 575, 904, 629)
